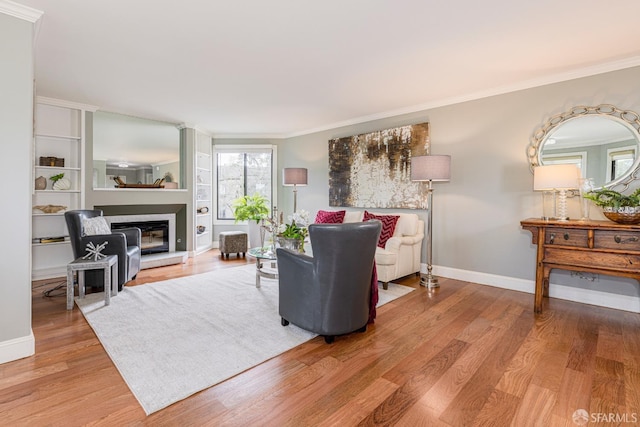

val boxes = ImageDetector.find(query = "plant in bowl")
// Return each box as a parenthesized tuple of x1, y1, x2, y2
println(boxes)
(584, 188, 640, 224)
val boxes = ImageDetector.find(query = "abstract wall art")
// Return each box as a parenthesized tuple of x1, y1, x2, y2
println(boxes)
(328, 122, 430, 209)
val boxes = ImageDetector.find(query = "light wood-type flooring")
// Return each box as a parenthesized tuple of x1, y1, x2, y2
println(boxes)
(2, 249, 640, 426)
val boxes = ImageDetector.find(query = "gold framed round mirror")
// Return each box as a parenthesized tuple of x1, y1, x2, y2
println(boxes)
(527, 105, 640, 191)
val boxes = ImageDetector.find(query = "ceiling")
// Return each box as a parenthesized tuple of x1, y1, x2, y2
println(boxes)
(13, 0, 640, 138)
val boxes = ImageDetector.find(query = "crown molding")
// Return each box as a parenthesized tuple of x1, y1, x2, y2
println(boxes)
(211, 132, 286, 140)
(0, 0, 43, 22)
(36, 96, 99, 112)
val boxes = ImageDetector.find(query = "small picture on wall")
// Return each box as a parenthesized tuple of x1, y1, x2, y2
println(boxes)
(328, 122, 430, 209)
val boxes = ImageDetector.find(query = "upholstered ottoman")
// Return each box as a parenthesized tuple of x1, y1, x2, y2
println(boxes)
(219, 231, 247, 259)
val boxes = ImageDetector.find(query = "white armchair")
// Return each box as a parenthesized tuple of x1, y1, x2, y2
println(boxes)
(343, 211, 425, 289)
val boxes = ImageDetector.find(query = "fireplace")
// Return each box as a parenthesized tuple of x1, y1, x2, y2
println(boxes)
(111, 220, 169, 255)
(104, 213, 176, 255)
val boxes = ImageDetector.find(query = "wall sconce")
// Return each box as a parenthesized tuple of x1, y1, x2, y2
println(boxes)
(533, 164, 580, 221)
(410, 155, 451, 288)
(283, 168, 307, 213)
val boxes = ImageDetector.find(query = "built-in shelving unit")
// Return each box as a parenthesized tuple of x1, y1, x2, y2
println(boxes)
(32, 97, 96, 279)
(194, 131, 213, 254)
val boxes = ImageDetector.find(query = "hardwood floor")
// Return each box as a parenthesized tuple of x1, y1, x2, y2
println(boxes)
(2, 250, 640, 426)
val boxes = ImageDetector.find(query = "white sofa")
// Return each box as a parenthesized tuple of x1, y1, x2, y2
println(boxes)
(341, 210, 425, 289)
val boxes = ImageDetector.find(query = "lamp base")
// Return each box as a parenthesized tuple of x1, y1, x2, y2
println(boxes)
(419, 273, 439, 289)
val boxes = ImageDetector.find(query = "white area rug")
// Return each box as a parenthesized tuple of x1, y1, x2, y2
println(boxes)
(75, 264, 414, 415)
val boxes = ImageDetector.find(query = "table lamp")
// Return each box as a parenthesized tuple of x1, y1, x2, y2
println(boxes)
(533, 164, 580, 221)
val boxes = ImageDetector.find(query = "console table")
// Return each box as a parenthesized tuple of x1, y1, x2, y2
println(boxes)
(521, 218, 640, 313)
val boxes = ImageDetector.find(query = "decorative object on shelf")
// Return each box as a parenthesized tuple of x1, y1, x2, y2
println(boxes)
(197, 206, 209, 214)
(82, 241, 109, 261)
(33, 204, 67, 214)
(410, 154, 451, 289)
(532, 164, 580, 221)
(282, 168, 307, 213)
(578, 178, 595, 220)
(584, 188, 640, 224)
(50, 173, 71, 190)
(35, 176, 46, 190)
(38, 236, 66, 243)
(113, 175, 165, 188)
(164, 172, 174, 183)
(39, 156, 64, 167)
(329, 122, 430, 208)
(197, 225, 206, 234)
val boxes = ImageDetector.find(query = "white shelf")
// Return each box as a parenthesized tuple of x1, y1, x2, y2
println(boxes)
(35, 133, 81, 140)
(32, 99, 86, 280)
(32, 240, 70, 247)
(35, 190, 81, 194)
(35, 166, 81, 171)
(32, 212, 65, 217)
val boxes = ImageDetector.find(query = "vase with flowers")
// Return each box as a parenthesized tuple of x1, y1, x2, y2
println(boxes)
(278, 210, 310, 253)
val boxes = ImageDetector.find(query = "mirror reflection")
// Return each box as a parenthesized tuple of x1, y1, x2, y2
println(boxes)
(539, 115, 639, 188)
(92, 111, 182, 189)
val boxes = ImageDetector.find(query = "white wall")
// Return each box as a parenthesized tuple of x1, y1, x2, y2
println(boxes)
(0, 8, 37, 363)
(279, 66, 640, 311)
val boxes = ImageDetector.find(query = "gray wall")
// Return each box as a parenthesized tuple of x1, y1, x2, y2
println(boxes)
(278, 66, 640, 298)
(0, 11, 35, 362)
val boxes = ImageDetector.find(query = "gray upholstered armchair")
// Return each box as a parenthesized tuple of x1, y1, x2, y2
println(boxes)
(276, 221, 381, 344)
(64, 210, 142, 291)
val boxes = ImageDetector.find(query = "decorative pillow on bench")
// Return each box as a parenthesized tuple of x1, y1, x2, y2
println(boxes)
(315, 209, 346, 224)
(363, 211, 399, 248)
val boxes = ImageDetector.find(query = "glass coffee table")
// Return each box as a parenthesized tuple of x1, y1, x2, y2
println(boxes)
(247, 247, 278, 288)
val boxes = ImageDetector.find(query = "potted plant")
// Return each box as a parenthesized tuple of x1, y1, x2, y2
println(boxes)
(584, 188, 640, 224)
(231, 194, 271, 248)
(231, 194, 270, 223)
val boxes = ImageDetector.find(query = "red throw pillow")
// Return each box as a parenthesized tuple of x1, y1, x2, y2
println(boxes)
(363, 211, 399, 248)
(315, 210, 346, 224)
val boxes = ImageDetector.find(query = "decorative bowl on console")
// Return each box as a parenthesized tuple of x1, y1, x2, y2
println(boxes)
(602, 207, 640, 225)
(585, 188, 640, 224)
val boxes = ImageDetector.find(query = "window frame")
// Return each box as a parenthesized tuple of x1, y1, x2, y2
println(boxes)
(213, 144, 278, 225)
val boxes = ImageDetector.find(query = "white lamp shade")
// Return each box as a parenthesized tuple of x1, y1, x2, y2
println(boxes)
(410, 155, 451, 181)
(283, 168, 308, 186)
(533, 164, 580, 190)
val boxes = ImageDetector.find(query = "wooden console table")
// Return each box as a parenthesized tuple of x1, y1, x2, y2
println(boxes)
(521, 218, 640, 313)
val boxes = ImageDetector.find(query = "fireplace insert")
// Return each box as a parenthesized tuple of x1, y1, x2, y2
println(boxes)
(111, 220, 169, 255)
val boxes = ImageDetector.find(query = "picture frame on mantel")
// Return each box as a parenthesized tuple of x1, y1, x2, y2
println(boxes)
(328, 122, 430, 209)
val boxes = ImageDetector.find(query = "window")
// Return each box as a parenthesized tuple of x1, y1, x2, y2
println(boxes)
(607, 146, 636, 181)
(541, 151, 587, 175)
(214, 145, 277, 221)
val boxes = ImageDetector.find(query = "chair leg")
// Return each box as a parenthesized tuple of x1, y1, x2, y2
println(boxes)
(324, 335, 335, 344)
(281, 317, 289, 326)
(383, 282, 388, 290)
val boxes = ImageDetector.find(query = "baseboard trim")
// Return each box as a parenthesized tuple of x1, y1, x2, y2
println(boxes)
(431, 265, 640, 314)
(0, 331, 35, 364)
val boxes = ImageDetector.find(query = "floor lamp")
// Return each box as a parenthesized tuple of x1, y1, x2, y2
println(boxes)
(410, 155, 451, 288)
(283, 168, 307, 213)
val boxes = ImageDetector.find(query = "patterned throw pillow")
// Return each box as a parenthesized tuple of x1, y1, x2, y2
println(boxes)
(363, 211, 399, 248)
(315, 210, 346, 224)
(82, 216, 111, 236)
